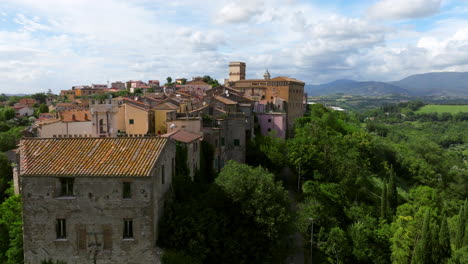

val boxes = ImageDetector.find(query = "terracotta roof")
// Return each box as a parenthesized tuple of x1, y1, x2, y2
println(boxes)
(61, 110, 91, 122)
(186, 80, 209, 85)
(162, 129, 202, 143)
(19, 137, 168, 177)
(214, 96, 237, 105)
(153, 101, 179, 111)
(269, 76, 305, 84)
(34, 118, 61, 127)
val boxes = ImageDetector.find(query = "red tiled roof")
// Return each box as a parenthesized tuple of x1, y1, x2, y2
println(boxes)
(214, 96, 237, 105)
(60, 110, 91, 122)
(19, 137, 168, 177)
(162, 129, 201, 143)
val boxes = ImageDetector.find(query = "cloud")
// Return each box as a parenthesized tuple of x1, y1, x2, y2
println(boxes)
(367, 0, 442, 20)
(215, 0, 264, 24)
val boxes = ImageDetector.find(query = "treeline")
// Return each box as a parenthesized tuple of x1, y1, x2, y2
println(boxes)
(364, 101, 468, 122)
(245, 103, 466, 263)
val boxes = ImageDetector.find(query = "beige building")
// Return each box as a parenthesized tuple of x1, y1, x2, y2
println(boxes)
(227, 62, 305, 134)
(90, 98, 125, 137)
(18, 137, 175, 264)
(34, 110, 93, 138)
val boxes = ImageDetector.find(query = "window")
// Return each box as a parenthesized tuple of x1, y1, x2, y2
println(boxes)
(129, 119, 134, 125)
(221, 137, 225, 146)
(268, 128, 271, 132)
(268, 118, 271, 123)
(172, 158, 175, 178)
(59, 178, 74, 196)
(56, 219, 66, 239)
(161, 165, 165, 184)
(123, 182, 131, 199)
(123, 219, 133, 239)
(234, 139, 240, 146)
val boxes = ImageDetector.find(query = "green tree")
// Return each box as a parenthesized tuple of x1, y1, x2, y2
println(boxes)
(381, 182, 388, 221)
(413, 209, 431, 264)
(166, 77, 173, 86)
(0, 153, 13, 202)
(161, 250, 202, 264)
(455, 204, 466, 249)
(0, 187, 23, 264)
(215, 161, 294, 261)
(439, 217, 451, 264)
(387, 170, 398, 216)
(39, 104, 49, 114)
(31, 93, 47, 104)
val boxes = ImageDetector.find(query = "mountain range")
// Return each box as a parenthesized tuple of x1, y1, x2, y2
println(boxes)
(306, 72, 468, 97)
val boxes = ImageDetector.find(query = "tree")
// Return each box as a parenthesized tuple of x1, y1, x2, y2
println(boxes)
(439, 217, 451, 263)
(455, 204, 466, 249)
(0, 153, 12, 202)
(0, 187, 23, 264)
(381, 182, 388, 221)
(215, 161, 294, 261)
(413, 209, 430, 264)
(387, 169, 398, 216)
(31, 93, 47, 104)
(39, 104, 49, 114)
(166, 77, 173, 86)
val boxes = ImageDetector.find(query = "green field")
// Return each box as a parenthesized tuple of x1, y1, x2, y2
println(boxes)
(416, 104, 468, 113)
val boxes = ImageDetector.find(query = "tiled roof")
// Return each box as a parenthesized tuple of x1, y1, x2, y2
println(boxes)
(214, 96, 237, 105)
(20, 137, 168, 177)
(270, 76, 305, 83)
(153, 101, 179, 110)
(162, 129, 202, 143)
(61, 110, 91, 122)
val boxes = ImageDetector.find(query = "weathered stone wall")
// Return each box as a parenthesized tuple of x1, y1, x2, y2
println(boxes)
(21, 142, 176, 264)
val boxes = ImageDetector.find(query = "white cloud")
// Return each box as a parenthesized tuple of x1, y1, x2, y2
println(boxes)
(367, 0, 442, 20)
(215, 0, 264, 24)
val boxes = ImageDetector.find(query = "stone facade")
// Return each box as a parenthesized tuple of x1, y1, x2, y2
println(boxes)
(19, 137, 175, 264)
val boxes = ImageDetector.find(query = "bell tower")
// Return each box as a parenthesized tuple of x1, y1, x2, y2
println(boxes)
(228, 62, 246, 82)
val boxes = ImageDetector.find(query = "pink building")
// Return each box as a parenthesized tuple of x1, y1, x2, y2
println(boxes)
(256, 112, 287, 139)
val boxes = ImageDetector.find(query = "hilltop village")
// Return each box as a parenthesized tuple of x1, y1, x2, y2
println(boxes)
(11, 62, 306, 263)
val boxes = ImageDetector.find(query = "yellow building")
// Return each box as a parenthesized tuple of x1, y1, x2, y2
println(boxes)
(124, 99, 154, 136)
(153, 102, 178, 135)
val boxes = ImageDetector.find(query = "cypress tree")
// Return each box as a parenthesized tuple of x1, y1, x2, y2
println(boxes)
(388, 171, 398, 216)
(430, 223, 440, 264)
(381, 182, 388, 221)
(439, 216, 451, 263)
(413, 209, 431, 264)
(455, 205, 465, 249)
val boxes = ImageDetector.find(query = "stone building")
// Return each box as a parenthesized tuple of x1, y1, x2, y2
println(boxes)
(18, 137, 175, 264)
(226, 62, 305, 134)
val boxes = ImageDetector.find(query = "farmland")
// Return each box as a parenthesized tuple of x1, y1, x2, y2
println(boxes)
(416, 104, 468, 113)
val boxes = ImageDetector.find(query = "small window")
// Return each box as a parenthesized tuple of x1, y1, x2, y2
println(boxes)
(172, 158, 175, 178)
(56, 219, 66, 239)
(123, 182, 131, 199)
(268, 128, 271, 132)
(129, 119, 134, 125)
(161, 165, 165, 184)
(59, 178, 74, 196)
(234, 139, 240, 146)
(221, 137, 225, 146)
(268, 119, 271, 123)
(123, 219, 133, 239)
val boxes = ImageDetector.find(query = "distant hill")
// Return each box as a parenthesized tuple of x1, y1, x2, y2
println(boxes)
(392, 72, 468, 96)
(306, 72, 468, 97)
(306, 80, 410, 96)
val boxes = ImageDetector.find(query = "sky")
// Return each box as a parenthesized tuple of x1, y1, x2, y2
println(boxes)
(1, 0, 468, 93)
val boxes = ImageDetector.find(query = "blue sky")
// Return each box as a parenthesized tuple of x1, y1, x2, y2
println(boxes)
(1, 0, 468, 93)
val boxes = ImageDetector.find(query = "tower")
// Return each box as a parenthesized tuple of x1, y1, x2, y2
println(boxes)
(263, 69, 271, 80)
(229, 62, 246, 82)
